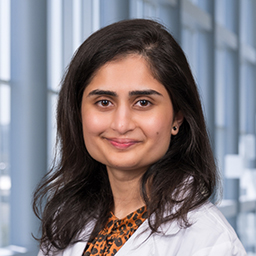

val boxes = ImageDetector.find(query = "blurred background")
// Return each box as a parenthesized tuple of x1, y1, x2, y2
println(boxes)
(0, 0, 255, 255)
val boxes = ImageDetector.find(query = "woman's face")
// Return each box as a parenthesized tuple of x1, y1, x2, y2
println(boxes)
(81, 55, 180, 175)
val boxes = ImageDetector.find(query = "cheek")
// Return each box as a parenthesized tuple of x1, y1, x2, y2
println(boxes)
(81, 112, 106, 160)
(81, 111, 106, 140)
(147, 114, 173, 149)
(144, 112, 173, 138)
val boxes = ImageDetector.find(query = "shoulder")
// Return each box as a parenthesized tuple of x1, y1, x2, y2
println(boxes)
(117, 203, 246, 256)
(152, 202, 247, 256)
(188, 202, 235, 234)
(187, 202, 242, 244)
(37, 220, 96, 256)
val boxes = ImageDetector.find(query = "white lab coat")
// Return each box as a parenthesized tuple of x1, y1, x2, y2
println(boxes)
(38, 202, 247, 256)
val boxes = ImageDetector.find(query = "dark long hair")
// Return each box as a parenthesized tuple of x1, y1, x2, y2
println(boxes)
(33, 19, 219, 254)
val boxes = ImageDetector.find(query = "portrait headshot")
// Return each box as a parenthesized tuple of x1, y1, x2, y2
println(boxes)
(34, 19, 246, 256)
(1, 1, 255, 256)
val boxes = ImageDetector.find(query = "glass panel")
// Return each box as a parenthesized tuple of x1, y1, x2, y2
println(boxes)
(189, 0, 212, 14)
(197, 0, 212, 13)
(0, 0, 10, 80)
(143, 2, 156, 19)
(241, 0, 255, 47)
(47, 0, 63, 92)
(238, 212, 256, 253)
(224, 0, 238, 34)
(0, 0, 10, 248)
(130, 0, 144, 18)
(0, 84, 11, 247)
(73, 0, 82, 50)
(92, 0, 100, 31)
(215, 0, 225, 27)
(181, 27, 197, 77)
(216, 0, 238, 34)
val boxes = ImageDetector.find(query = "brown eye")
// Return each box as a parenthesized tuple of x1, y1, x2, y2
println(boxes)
(96, 100, 112, 107)
(101, 100, 110, 106)
(136, 99, 151, 107)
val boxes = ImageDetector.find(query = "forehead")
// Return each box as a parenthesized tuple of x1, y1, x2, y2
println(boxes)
(83, 55, 168, 96)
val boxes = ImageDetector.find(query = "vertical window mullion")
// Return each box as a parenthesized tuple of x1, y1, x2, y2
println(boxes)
(73, 0, 82, 52)
(0, 0, 11, 248)
(47, 0, 63, 166)
(48, 0, 63, 92)
(92, 0, 100, 32)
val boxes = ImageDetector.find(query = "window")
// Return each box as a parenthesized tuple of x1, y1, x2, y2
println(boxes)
(47, 0, 101, 164)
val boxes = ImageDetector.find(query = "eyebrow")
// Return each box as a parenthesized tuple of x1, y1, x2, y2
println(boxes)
(129, 90, 162, 96)
(87, 89, 162, 97)
(88, 89, 117, 97)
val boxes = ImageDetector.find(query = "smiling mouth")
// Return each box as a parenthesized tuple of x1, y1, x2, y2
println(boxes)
(106, 138, 140, 149)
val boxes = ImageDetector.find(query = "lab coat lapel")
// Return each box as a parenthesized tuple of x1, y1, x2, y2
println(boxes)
(115, 216, 181, 256)
(63, 219, 95, 256)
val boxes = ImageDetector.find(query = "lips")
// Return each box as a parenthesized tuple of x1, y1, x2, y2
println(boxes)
(106, 138, 140, 149)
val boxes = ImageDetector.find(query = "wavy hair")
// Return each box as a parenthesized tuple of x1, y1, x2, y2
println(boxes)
(33, 19, 219, 254)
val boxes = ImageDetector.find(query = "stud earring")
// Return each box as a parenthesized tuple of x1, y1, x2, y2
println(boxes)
(173, 126, 177, 131)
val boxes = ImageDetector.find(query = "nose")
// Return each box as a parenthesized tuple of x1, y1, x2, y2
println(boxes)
(110, 104, 136, 134)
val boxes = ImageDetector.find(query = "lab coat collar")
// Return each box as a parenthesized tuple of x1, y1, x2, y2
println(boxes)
(158, 218, 181, 235)
(46, 209, 184, 256)
(115, 214, 182, 256)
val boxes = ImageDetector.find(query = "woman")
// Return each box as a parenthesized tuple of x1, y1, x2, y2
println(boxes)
(34, 19, 246, 256)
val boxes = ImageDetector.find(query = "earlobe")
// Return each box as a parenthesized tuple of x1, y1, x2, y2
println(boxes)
(171, 111, 184, 135)
(171, 125, 179, 135)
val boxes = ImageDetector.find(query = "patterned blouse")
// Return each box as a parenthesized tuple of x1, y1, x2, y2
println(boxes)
(83, 206, 148, 256)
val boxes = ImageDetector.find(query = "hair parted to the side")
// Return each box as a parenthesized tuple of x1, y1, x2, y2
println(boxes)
(33, 19, 220, 254)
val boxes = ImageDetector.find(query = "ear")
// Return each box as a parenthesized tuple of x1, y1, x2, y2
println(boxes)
(171, 111, 184, 135)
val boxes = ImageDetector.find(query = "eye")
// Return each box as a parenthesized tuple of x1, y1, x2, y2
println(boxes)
(135, 99, 152, 107)
(96, 99, 113, 107)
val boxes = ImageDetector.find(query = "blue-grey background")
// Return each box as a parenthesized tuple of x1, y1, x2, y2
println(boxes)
(0, 0, 255, 255)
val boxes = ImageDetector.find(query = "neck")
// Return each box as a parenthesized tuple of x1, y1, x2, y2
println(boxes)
(107, 167, 146, 219)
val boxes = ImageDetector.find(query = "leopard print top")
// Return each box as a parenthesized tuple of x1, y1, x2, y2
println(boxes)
(83, 206, 148, 256)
